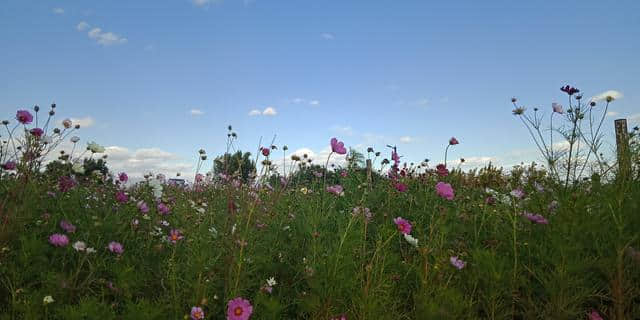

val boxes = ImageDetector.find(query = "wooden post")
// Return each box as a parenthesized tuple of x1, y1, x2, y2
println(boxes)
(366, 159, 372, 184)
(615, 119, 631, 180)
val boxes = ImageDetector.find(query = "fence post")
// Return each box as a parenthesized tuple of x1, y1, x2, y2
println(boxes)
(615, 119, 631, 180)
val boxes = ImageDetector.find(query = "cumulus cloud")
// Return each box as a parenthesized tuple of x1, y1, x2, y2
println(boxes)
(104, 146, 192, 179)
(77, 21, 90, 31)
(249, 107, 277, 116)
(70, 117, 94, 128)
(414, 98, 429, 107)
(87, 28, 128, 46)
(292, 98, 320, 106)
(321, 33, 335, 40)
(192, 0, 222, 7)
(451, 156, 498, 168)
(331, 125, 354, 136)
(591, 90, 623, 102)
(606, 111, 619, 117)
(53, 8, 64, 15)
(309, 100, 320, 105)
(262, 107, 277, 116)
(190, 109, 204, 116)
(399, 136, 413, 143)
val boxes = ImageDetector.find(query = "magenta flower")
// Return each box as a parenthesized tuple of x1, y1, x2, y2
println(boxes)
(330, 315, 347, 320)
(340, 171, 348, 177)
(393, 217, 412, 234)
(58, 176, 76, 192)
(137, 200, 149, 214)
(157, 202, 170, 215)
(450, 256, 466, 270)
(330, 138, 347, 155)
(227, 297, 253, 320)
(261, 147, 270, 157)
(195, 173, 204, 183)
(1, 161, 16, 171)
(115, 191, 129, 203)
(449, 137, 459, 145)
(560, 85, 580, 96)
(523, 212, 549, 225)
(118, 172, 128, 183)
(190, 306, 205, 320)
(552, 102, 564, 114)
(435, 182, 455, 200)
(326, 184, 344, 196)
(394, 182, 408, 192)
(108, 241, 124, 255)
(435, 164, 449, 177)
(588, 310, 603, 320)
(16, 110, 33, 124)
(59, 220, 76, 233)
(168, 229, 184, 244)
(49, 234, 69, 247)
(29, 128, 44, 138)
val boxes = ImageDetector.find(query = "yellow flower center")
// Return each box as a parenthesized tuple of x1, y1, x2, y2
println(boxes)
(193, 311, 202, 319)
(234, 307, 243, 316)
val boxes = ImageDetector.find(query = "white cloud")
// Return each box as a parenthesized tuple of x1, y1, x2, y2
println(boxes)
(248, 109, 262, 116)
(77, 21, 90, 31)
(292, 98, 319, 106)
(192, 0, 222, 7)
(190, 109, 204, 116)
(104, 146, 192, 179)
(399, 136, 413, 143)
(331, 125, 354, 136)
(629, 113, 640, 123)
(53, 8, 64, 15)
(84, 27, 127, 46)
(415, 98, 429, 107)
(262, 107, 277, 116)
(309, 100, 320, 105)
(144, 44, 155, 51)
(606, 111, 619, 117)
(321, 33, 334, 40)
(591, 90, 623, 102)
(452, 156, 498, 168)
(59, 117, 94, 128)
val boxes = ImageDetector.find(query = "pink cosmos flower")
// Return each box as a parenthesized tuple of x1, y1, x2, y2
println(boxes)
(510, 188, 525, 199)
(227, 297, 253, 320)
(552, 102, 564, 114)
(588, 310, 603, 320)
(195, 173, 204, 183)
(59, 220, 76, 233)
(330, 138, 347, 154)
(326, 185, 344, 196)
(118, 172, 128, 183)
(261, 147, 270, 157)
(523, 212, 549, 225)
(394, 182, 408, 192)
(1, 161, 17, 171)
(449, 137, 459, 145)
(340, 171, 348, 177)
(108, 241, 124, 255)
(168, 229, 184, 244)
(29, 128, 44, 138)
(313, 171, 323, 178)
(435, 164, 449, 177)
(190, 306, 205, 320)
(58, 176, 76, 192)
(137, 200, 149, 214)
(331, 315, 347, 320)
(393, 217, 412, 234)
(16, 110, 33, 124)
(116, 191, 128, 203)
(157, 202, 170, 215)
(62, 119, 72, 129)
(49, 234, 69, 247)
(435, 182, 455, 200)
(450, 256, 466, 269)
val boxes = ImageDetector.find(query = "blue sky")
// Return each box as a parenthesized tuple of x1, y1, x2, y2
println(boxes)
(1, 0, 639, 177)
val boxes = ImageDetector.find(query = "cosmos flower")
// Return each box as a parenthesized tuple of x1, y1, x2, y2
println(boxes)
(168, 229, 184, 244)
(449, 137, 459, 145)
(403, 233, 419, 247)
(108, 241, 124, 255)
(30, 128, 44, 138)
(435, 182, 455, 200)
(16, 110, 33, 124)
(393, 217, 412, 234)
(450, 256, 466, 270)
(552, 102, 563, 114)
(330, 137, 347, 154)
(227, 297, 253, 320)
(48, 234, 69, 247)
(118, 172, 128, 183)
(435, 164, 449, 177)
(326, 185, 344, 196)
(1, 161, 16, 171)
(190, 306, 205, 320)
(59, 220, 76, 233)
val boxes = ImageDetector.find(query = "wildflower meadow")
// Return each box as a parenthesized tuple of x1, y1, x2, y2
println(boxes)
(1, 86, 639, 320)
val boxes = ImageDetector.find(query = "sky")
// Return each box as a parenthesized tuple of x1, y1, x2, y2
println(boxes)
(1, 0, 639, 179)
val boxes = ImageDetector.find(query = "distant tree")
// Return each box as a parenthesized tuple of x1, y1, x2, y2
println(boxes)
(347, 148, 365, 170)
(83, 158, 109, 177)
(213, 151, 256, 182)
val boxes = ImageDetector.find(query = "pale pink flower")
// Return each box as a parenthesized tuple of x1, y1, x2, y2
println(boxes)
(168, 229, 184, 244)
(108, 241, 124, 255)
(393, 217, 412, 234)
(227, 297, 253, 320)
(330, 138, 347, 154)
(552, 102, 564, 114)
(59, 220, 76, 233)
(326, 185, 344, 196)
(49, 234, 69, 247)
(450, 256, 466, 269)
(588, 310, 603, 320)
(191, 306, 205, 320)
(435, 182, 455, 200)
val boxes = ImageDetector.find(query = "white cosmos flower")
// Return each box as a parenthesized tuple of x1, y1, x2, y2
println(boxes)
(72, 163, 85, 174)
(43, 295, 54, 304)
(403, 233, 419, 247)
(266, 277, 277, 286)
(72, 241, 87, 251)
